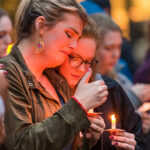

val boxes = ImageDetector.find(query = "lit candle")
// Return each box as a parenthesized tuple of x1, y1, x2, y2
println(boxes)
(88, 108, 94, 113)
(111, 114, 116, 129)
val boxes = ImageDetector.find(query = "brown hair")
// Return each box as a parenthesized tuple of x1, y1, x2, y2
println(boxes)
(80, 17, 100, 82)
(90, 13, 121, 42)
(15, 0, 88, 43)
(81, 17, 100, 50)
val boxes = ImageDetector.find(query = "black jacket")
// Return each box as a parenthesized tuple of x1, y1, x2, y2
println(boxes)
(92, 75, 146, 150)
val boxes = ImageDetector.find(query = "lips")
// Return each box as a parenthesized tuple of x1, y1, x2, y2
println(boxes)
(61, 48, 72, 56)
(71, 74, 81, 78)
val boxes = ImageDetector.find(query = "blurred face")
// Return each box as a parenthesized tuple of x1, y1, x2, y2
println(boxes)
(41, 13, 84, 68)
(96, 30, 122, 74)
(0, 16, 12, 58)
(58, 37, 96, 89)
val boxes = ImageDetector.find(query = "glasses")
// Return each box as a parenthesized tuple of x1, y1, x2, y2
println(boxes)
(68, 55, 99, 69)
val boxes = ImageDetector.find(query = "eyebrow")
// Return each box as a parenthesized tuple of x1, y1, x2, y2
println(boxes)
(68, 27, 79, 35)
(71, 54, 94, 60)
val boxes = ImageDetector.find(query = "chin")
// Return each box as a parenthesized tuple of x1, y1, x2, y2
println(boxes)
(69, 82, 77, 88)
(52, 59, 65, 68)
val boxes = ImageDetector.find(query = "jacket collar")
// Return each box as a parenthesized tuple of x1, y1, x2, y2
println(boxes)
(10, 45, 40, 89)
(44, 68, 71, 103)
(95, 73, 117, 89)
(9, 45, 56, 100)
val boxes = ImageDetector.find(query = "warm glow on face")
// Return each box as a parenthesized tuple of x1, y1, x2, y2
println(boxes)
(111, 114, 116, 129)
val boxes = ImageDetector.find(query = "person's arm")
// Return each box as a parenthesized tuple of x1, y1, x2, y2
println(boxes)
(3, 62, 108, 150)
(3, 62, 90, 150)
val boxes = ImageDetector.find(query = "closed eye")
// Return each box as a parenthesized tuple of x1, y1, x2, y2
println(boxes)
(65, 30, 74, 39)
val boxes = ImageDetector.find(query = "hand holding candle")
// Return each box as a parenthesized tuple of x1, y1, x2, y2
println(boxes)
(108, 114, 136, 149)
(105, 114, 124, 132)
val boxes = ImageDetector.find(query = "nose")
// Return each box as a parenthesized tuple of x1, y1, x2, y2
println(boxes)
(4, 35, 12, 45)
(68, 39, 77, 49)
(78, 62, 86, 72)
(112, 49, 120, 59)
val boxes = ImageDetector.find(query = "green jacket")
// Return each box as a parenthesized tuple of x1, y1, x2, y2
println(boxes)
(0, 45, 90, 150)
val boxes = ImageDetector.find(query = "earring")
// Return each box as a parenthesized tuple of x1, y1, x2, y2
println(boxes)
(36, 30, 44, 53)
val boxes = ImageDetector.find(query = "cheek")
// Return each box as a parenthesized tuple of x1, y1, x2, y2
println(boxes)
(99, 51, 107, 62)
(0, 39, 3, 46)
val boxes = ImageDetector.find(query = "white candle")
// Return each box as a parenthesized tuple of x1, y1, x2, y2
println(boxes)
(111, 114, 116, 129)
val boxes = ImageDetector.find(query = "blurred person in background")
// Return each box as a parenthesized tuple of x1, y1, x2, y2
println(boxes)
(133, 21, 150, 150)
(91, 13, 150, 150)
(0, 8, 13, 58)
(80, 0, 106, 14)
(134, 21, 150, 84)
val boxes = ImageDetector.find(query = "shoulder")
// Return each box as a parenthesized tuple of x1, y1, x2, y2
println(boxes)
(101, 75, 120, 90)
(0, 46, 24, 75)
(0, 55, 21, 78)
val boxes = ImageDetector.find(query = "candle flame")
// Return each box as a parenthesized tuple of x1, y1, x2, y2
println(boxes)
(88, 109, 94, 113)
(111, 114, 115, 120)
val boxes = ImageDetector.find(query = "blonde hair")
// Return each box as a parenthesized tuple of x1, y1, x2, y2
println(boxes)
(15, 0, 87, 43)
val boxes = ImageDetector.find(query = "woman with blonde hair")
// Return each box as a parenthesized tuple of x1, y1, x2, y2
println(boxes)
(0, 0, 108, 150)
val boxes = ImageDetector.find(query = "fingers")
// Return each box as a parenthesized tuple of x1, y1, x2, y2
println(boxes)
(112, 141, 135, 150)
(87, 116, 105, 140)
(138, 103, 150, 112)
(0, 64, 4, 69)
(140, 111, 150, 119)
(86, 128, 101, 139)
(93, 81, 108, 99)
(109, 132, 136, 150)
(112, 131, 135, 139)
(0, 64, 7, 75)
(88, 115, 105, 130)
(109, 134, 136, 145)
(79, 68, 92, 84)
(86, 116, 105, 139)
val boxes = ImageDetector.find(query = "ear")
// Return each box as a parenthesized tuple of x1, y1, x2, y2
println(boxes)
(35, 16, 46, 32)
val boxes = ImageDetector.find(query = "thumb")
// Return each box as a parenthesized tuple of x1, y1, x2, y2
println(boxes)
(79, 68, 92, 84)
